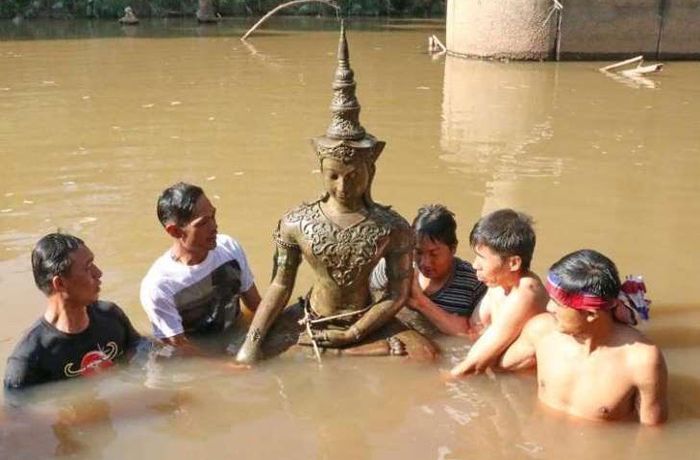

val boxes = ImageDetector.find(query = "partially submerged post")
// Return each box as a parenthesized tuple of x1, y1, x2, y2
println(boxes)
(118, 6, 139, 25)
(196, 0, 220, 23)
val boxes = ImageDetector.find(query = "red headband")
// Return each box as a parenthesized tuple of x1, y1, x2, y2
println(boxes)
(546, 273, 614, 311)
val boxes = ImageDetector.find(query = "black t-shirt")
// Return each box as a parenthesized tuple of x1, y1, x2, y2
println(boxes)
(3, 301, 141, 390)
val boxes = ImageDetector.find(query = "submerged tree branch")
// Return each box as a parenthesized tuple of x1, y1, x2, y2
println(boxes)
(241, 0, 340, 41)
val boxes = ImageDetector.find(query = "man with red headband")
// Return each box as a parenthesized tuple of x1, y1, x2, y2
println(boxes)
(499, 249, 668, 425)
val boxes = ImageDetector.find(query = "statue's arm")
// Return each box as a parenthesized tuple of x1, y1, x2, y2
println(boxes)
(354, 246, 412, 338)
(236, 226, 302, 364)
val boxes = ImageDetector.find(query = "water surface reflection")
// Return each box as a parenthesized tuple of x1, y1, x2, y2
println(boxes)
(0, 18, 698, 459)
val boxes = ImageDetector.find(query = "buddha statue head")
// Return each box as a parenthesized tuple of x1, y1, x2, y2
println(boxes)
(312, 21, 386, 208)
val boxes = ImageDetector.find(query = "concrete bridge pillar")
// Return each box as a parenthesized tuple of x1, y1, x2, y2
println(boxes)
(446, 0, 557, 60)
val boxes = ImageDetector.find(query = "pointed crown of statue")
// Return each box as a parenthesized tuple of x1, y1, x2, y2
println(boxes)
(312, 21, 385, 165)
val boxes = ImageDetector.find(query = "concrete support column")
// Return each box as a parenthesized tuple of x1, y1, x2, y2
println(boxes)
(446, 0, 556, 60)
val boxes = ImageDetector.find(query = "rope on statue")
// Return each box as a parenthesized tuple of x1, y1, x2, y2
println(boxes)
(299, 297, 323, 364)
(297, 296, 373, 363)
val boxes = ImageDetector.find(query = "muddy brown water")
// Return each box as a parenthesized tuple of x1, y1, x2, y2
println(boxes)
(1, 18, 699, 459)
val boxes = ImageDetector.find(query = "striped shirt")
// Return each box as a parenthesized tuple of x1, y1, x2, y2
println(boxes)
(370, 257, 486, 317)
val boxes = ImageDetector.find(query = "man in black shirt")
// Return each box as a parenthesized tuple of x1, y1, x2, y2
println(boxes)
(4, 233, 142, 390)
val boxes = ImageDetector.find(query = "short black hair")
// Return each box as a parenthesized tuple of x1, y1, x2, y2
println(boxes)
(469, 209, 535, 270)
(156, 182, 204, 227)
(32, 233, 85, 295)
(413, 204, 458, 248)
(549, 249, 621, 301)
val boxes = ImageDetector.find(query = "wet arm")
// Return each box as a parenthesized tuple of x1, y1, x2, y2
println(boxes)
(450, 294, 537, 376)
(636, 346, 669, 425)
(408, 284, 470, 336)
(3, 356, 42, 391)
(241, 283, 262, 313)
(236, 245, 301, 363)
(496, 313, 554, 371)
(160, 333, 209, 357)
(469, 292, 492, 334)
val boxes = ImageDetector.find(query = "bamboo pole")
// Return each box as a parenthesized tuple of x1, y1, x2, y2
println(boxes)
(241, 0, 340, 41)
(599, 56, 643, 72)
(622, 63, 664, 76)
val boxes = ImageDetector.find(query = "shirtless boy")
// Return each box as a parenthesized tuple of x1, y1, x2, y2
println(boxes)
(499, 249, 668, 425)
(450, 209, 548, 376)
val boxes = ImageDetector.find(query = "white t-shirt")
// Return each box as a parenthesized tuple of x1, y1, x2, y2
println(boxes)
(140, 234, 254, 339)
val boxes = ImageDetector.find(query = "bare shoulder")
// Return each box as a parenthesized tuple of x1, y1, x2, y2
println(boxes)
(522, 312, 557, 342)
(506, 273, 548, 313)
(621, 328, 666, 370)
(519, 272, 547, 297)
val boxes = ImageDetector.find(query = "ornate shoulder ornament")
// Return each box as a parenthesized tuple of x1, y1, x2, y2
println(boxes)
(272, 202, 322, 250)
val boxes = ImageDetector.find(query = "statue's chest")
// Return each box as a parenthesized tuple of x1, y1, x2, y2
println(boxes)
(291, 205, 392, 287)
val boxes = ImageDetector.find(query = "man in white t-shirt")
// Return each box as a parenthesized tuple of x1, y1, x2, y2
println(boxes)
(140, 182, 261, 355)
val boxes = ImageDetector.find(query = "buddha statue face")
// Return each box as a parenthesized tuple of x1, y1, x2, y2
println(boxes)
(321, 157, 372, 209)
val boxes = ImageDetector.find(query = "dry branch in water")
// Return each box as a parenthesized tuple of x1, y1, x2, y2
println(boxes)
(241, 0, 340, 41)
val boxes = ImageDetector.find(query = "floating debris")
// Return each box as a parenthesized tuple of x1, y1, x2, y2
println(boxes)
(515, 442, 544, 455)
(420, 405, 435, 415)
(416, 86, 430, 90)
(142, 103, 155, 108)
(599, 56, 663, 89)
(428, 35, 446, 55)
(234, 171, 245, 176)
(23, 200, 34, 204)
(206, 176, 216, 181)
(63, 181, 76, 186)
(311, 169, 321, 174)
(1, 208, 13, 213)
(170, 135, 180, 140)
(170, 101, 182, 106)
(213, 195, 221, 200)
(0, 87, 10, 91)
(443, 405, 473, 425)
(208, 116, 215, 121)
(4, 192, 14, 197)
(79, 217, 98, 224)
(437, 446, 452, 460)
(82, 95, 91, 100)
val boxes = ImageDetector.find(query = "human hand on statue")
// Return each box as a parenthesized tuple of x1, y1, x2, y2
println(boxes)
(406, 271, 429, 312)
